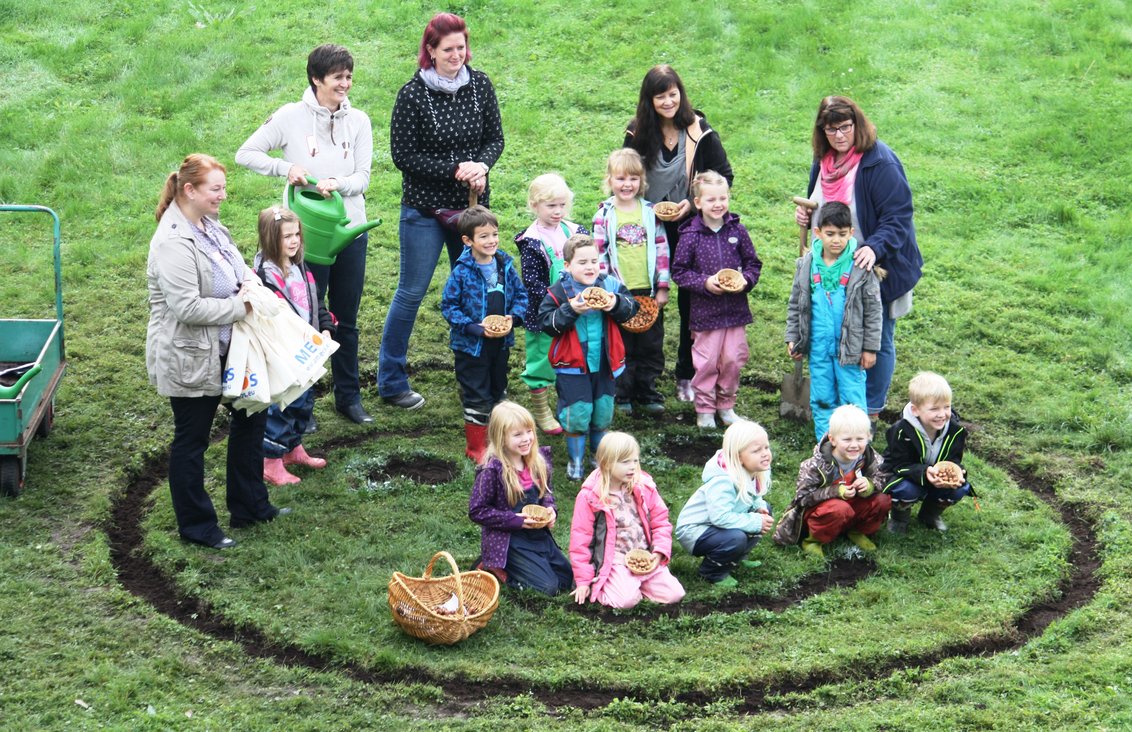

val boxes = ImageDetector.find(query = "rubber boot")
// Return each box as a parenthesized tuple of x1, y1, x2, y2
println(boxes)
(888, 501, 913, 534)
(588, 429, 606, 467)
(264, 458, 301, 486)
(283, 444, 327, 469)
(565, 434, 587, 480)
(529, 388, 563, 436)
(918, 500, 949, 531)
(801, 537, 825, 558)
(847, 531, 877, 551)
(464, 423, 488, 465)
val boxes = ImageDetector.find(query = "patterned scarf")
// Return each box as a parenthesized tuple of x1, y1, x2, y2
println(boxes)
(819, 147, 863, 204)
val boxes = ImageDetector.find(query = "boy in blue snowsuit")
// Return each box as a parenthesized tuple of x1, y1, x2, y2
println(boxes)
(441, 206, 528, 464)
(785, 202, 883, 441)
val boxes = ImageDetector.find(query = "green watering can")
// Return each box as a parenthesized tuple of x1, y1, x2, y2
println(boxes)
(286, 177, 381, 265)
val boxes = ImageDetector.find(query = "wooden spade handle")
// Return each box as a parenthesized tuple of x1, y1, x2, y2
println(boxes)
(792, 197, 818, 256)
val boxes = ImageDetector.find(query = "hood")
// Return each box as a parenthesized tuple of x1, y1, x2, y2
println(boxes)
(301, 87, 353, 118)
(901, 402, 930, 442)
(701, 449, 729, 483)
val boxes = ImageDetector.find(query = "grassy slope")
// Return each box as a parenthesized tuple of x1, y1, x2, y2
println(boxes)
(1, 0, 1131, 728)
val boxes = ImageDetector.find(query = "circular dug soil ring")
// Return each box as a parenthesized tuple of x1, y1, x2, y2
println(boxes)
(368, 455, 459, 485)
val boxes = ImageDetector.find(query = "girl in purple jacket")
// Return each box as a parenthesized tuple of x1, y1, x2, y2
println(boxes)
(468, 402, 572, 595)
(671, 172, 762, 430)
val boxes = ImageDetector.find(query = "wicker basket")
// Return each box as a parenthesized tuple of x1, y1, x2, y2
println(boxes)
(621, 295, 659, 334)
(521, 503, 552, 528)
(388, 551, 500, 645)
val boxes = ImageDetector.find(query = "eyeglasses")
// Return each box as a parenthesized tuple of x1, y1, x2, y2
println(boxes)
(823, 122, 854, 137)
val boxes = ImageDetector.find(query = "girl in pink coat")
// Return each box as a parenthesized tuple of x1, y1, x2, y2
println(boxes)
(569, 431, 685, 608)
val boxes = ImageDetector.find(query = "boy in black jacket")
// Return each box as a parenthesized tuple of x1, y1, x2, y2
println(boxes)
(881, 371, 974, 533)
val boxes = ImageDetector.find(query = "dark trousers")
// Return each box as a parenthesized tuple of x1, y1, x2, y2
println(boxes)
(617, 305, 666, 405)
(309, 231, 367, 409)
(674, 285, 694, 380)
(691, 526, 760, 582)
(454, 344, 509, 422)
(169, 395, 277, 544)
(505, 533, 574, 596)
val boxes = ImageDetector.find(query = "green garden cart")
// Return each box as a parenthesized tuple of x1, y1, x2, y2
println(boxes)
(0, 205, 66, 497)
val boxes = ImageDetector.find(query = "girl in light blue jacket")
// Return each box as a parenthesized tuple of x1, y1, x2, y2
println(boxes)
(675, 420, 774, 587)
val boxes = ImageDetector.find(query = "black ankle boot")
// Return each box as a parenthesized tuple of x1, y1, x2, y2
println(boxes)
(888, 502, 913, 534)
(918, 500, 949, 531)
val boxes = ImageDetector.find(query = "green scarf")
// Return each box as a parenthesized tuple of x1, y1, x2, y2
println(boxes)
(810, 238, 857, 293)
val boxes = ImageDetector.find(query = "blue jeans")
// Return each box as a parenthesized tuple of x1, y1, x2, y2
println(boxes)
(308, 232, 367, 409)
(887, 478, 971, 505)
(691, 526, 761, 582)
(378, 206, 462, 396)
(866, 311, 896, 415)
(263, 388, 314, 458)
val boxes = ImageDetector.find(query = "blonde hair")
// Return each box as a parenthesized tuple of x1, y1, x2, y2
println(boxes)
(594, 431, 641, 505)
(485, 402, 549, 506)
(908, 371, 952, 407)
(156, 153, 225, 222)
(602, 148, 648, 195)
(828, 404, 872, 440)
(527, 173, 574, 214)
(720, 420, 771, 503)
(690, 169, 729, 200)
(257, 207, 303, 276)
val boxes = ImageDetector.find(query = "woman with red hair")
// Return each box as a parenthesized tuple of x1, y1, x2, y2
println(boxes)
(379, 12, 505, 411)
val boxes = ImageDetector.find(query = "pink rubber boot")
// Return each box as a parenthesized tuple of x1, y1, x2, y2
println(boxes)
(283, 444, 327, 469)
(264, 458, 301, 485)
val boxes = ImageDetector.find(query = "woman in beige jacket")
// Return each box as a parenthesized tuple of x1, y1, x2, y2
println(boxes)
(146, 154, 288, 549)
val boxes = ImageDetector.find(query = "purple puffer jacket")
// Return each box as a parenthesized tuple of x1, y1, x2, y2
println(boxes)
(468, 446, 557, 569)
(671, 212, 762, 331)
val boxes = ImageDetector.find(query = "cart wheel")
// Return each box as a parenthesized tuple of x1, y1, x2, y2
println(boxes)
(35, 401, 54, 438)
(0, 458, 20, 498)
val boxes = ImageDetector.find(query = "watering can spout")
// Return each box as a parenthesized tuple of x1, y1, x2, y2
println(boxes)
(286, 177, 381, 266)
(340, 218, 382, 244)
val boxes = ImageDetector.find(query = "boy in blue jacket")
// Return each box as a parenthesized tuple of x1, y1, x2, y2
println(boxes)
(441, 206, 528, 464)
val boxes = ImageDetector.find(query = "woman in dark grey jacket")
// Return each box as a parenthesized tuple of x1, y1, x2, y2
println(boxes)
(378, 12, 504, 411)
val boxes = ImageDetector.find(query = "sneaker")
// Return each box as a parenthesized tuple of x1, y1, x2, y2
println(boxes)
(640, 402, 666, 416)
(381, 390, 425, 410)
(676, 379, 694, 402)
(716, 408, 742, 426)
(696, 412, 717, 429)
(713, 575, 738, 589)
(740, 559, 762, 569)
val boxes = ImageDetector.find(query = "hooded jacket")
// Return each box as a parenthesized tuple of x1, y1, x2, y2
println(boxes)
(537, 274, 637, 377)
(881, 405, 971, 492)
(235, 87, 373, 227)
(671, 212, 762, 331)
(785, 247, 883, 365)
(624, 112, 734, 203)
(591, 198, 670, 295)
(675, 449, 770, 552)
(468, 446, 557, 569)
(773, 437, 884, 546)
(514, 221, 588, 332)
(568, 468, 674, 600)
(440, 247, 528, 357)
(253, 253, 336, 336)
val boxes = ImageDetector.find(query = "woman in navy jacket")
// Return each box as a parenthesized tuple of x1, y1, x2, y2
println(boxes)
(794, 96, 922, 421)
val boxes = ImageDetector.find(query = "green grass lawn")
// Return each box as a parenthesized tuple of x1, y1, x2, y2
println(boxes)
(2, 0, 1132, 728)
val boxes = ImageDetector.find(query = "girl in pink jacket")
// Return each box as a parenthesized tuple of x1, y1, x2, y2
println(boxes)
(569, 432, 685, 608)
